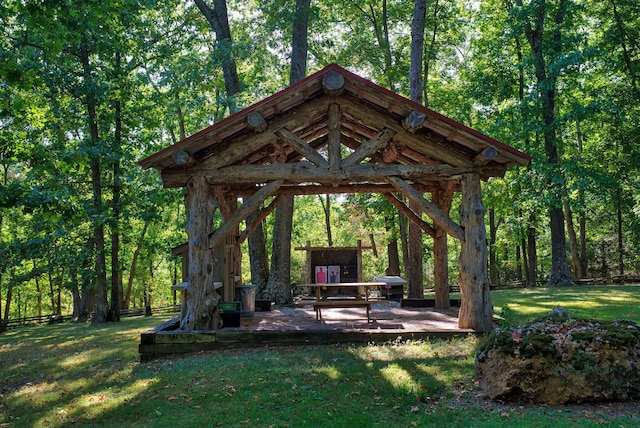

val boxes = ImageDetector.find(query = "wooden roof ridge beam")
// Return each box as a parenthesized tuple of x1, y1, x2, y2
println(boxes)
(237, 194, 283, 244)
(275, 128, 329, 167)
(328, 103, 341, 170)
(383, 193, 436, 238)
(208, 180, 284, 249)
(387, 176, 465, 242)
(342, 128, 396, 167)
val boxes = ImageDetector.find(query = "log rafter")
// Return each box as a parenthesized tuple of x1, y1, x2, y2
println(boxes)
(387, 176, 465, 241)
(383, 193, 436, 238)
(208, 180, 283, 250)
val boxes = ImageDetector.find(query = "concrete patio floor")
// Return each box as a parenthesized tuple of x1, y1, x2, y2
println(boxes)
(139, 299, 478, 361)
(235, 299, 468, 333)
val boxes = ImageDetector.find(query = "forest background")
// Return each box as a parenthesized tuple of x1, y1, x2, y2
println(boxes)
(0, 0, 639, 327)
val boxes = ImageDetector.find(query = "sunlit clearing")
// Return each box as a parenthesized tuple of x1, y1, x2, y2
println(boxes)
(36, 378, 157, 426)
(380, 363, 418, 395)
(312, 365, 341, 380)
(13, 381, 58, 407)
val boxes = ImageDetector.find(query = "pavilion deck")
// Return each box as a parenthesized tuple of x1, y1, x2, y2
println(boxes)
(139, 300, 478, 361)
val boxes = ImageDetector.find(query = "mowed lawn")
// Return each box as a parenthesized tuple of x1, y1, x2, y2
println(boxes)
(1, 285, 640, 427)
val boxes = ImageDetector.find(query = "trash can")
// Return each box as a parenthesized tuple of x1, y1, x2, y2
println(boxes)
(235, 284, 256, 317)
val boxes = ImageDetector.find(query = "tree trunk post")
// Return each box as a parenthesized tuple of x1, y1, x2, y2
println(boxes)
(182, 176, 221, 330)
(457, 173, 493, 332)
(432, 187, 452, 309)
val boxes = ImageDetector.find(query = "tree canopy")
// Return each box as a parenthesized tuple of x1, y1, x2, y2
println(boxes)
(1, 0, 639, 326)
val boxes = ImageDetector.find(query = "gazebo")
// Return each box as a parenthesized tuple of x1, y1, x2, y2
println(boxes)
(139, 64, 530, 334)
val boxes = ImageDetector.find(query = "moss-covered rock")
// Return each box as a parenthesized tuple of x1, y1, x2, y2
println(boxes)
(475, 308, 640, 404)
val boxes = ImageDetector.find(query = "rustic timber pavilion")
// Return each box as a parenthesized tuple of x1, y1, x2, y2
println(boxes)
(138, 64, 530, 358)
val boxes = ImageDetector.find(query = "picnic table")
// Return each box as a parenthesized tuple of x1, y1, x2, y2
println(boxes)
(301, 282, 387, 322)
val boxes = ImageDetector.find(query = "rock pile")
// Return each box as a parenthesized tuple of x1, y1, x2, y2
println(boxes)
(476, 308, 640, 404)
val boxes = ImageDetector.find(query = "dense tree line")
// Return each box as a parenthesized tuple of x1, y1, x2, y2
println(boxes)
(1, 0, 638, 328)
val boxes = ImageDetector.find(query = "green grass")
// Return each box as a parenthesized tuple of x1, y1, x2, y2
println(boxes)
(489, 284, 640, 326)
(1, 286, 640, 427)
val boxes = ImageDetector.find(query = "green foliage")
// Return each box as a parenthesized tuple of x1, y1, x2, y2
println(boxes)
(2, 0, 640, 319)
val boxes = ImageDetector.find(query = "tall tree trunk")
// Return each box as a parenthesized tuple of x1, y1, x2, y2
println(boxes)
(71, 268, 81, 319)
(246, 207, 269, 297)
(124, 221, 148, 309)
(76, 237, 95, 322)
(423, 0, 439, 107)
(290, 0, 311, 84)
(33, 261, 42, 317)
(2, 279, 12, 330)
(527, 220, 537, 287)
(267, 195, 294, 304)
(194, 0, 241, 112)
(407, 1, 427, 299)
(399, 210, 409, 276)
(410, 0, 427, 104)
(109, 53, 123, 322)
(617, 188, 624, 275)
(515, 0, 572, 286)
(266, 0, 310, 304)
(48, 271, 55, 313)
(319, 194, 333, 246)
(407, 200, 424, 298)
(79, 41, 109, 324)
(489, 208, 498, 285)
(564, 197, 581, 279)
(576, 121, 588, 277)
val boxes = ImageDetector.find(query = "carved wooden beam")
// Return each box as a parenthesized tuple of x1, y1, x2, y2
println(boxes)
(342, 128, 395, 167)
(387, 176, 465, 241)
(275, 128, 328, 167)
(328, 103, 341, 170)
(383, 193, 436, 238)
(209, 180, 283, 249)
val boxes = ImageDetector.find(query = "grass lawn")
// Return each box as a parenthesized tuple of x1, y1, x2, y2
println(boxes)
(1, 285, 639, 427)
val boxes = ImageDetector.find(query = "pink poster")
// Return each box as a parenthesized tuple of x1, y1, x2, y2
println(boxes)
(315, 266, 327, 283)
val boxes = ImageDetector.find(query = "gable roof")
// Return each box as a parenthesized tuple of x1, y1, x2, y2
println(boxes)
(139, 64, 530, 191)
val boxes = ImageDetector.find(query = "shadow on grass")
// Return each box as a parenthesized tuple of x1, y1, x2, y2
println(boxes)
(1, 315, 477, 427)
(2, 289, 640, 427)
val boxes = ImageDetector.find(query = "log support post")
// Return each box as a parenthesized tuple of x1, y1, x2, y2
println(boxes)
(433, 185, 454, 310)
(183, 176, 222, 331)
(457, 173, 493, 331)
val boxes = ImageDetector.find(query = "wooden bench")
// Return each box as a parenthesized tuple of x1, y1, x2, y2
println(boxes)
(312, 300, 372, 322)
